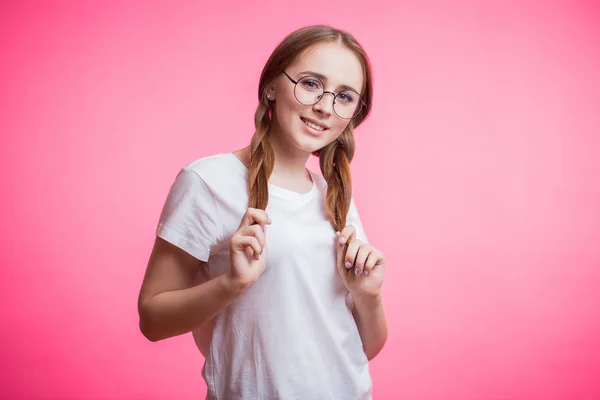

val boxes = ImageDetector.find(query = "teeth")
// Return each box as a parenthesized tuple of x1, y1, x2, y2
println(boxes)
(302, 118, 325, 131)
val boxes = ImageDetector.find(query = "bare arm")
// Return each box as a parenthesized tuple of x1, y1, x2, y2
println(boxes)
(137, 237, 244, 342)
(352, 293, 388, 360)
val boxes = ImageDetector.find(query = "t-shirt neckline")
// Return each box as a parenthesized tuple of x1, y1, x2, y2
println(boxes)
(226, 152, 320, 200)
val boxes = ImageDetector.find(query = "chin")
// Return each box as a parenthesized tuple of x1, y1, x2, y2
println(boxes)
(293, 130, 336, 154)
(274, 114, 341, 154)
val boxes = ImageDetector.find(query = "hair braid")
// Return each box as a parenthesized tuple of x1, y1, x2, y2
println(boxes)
(248, 96, 274, 210)
(319, 124, 355, 233)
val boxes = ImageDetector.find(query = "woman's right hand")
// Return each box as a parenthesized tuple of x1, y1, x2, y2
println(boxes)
(228, 208, 271, 291)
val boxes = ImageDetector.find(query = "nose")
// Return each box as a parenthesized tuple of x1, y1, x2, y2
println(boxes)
(312, 91, 335, 116)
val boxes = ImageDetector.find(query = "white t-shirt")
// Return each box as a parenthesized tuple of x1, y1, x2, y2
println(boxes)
(156, 152, 372, 400)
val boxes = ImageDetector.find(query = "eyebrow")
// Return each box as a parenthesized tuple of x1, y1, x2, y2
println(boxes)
(297, 70, 361, 94)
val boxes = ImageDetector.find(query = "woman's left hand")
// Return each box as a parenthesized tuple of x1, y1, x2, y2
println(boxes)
(336, 225, 385, 300)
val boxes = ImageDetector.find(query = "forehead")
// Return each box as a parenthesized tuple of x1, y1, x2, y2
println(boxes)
(289, 42, 364, 91)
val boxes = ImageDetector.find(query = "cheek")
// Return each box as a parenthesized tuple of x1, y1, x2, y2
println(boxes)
(274, 99, 305, 128)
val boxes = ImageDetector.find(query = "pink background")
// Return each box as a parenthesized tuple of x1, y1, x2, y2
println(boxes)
(1, 1, 599, 399)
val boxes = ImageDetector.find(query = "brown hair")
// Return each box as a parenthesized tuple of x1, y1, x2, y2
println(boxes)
(248, 25, 373, 233)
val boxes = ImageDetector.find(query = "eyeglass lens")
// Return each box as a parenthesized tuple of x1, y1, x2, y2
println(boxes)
(294, 76, 362, 119)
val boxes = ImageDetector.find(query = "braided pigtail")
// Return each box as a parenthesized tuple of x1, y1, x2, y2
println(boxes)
(248, 93, 275, 210)
(319, 124, 356, 232)
(320, 125, 356, 279)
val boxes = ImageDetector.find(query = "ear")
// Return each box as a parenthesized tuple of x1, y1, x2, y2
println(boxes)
(266, 85, 276, 101)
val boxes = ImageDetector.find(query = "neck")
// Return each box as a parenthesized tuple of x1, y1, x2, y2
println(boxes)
(237, 143, 313, 191)
(267, 130, 311, 183)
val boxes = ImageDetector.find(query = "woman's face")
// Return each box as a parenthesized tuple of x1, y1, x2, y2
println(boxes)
(268, 41, 365, 155)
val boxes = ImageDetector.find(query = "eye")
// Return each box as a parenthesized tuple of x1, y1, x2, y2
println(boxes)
(299, 77, 323, 91)
(337, 91, 356, 104)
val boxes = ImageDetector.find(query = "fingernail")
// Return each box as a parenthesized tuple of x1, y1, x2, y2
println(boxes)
(345, 261, 352, 269)
(339, 236, 347, 244)
(363, 270, 369, 277)
(354, 267, 361, 275)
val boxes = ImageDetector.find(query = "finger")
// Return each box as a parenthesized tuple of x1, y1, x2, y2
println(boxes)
(373, 253, 386, 270)
(353, 245, 371, 276)
(240, 208, 271, 229)
(338, 224, 356, 245)
(344, 238, 361, 275)
(231, 234, 262, 260)
(240, 224, 266, 250)
(362, 249, 382, 277)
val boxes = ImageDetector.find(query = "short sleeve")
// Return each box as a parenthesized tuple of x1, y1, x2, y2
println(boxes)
(346, 197, 369, 244)
(156, 167, 222, 262)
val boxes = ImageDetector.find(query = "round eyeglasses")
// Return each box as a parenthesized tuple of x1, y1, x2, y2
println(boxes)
(282, 70, 365, 120)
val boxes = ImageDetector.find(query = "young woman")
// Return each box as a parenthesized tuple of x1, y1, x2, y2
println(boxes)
(138, 25, 388, 399)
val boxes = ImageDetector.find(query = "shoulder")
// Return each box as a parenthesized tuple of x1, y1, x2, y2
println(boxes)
(175, 152, 246, 188)
(183, 152, 240, 179)
(169, 152, 248, 211)
(309, 169, 368, 238)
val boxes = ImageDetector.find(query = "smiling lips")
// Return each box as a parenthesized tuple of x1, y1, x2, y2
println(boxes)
(301, 117, 329, 131)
